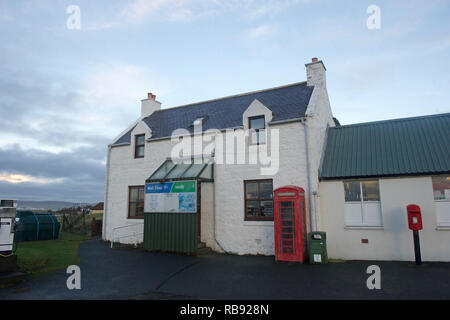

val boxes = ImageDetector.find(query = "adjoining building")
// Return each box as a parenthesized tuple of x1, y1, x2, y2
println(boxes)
(103, 58, 450, 261)
(91, 202, 104, 215)
(319, 113, 450, 261)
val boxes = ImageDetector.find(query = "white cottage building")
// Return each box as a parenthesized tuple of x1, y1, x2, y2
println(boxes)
(103, 58, 334, 255)
(103, 58, 450, 261)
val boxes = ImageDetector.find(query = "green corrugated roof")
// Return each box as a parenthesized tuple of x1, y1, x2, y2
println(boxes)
(320, 113, 450, 180)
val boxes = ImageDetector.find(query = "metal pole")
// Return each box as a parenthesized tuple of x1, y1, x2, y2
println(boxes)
(413, 230, 422, 265)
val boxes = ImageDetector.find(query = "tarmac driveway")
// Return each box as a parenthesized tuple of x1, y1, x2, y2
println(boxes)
(1, 239, 450, 300)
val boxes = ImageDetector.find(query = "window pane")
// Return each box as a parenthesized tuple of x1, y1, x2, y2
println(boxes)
(130, 187, 139, 201)
(257, 130, 266, 144)
(136, 146, 145, 157)
(362, 181, 380, 201)
(260, 201, 273, 217)
(432, 176, 450, 201)
(344, 181, 361, 202)
(250, 130, 258, 144)
(250, 117, 265, 129)
(138, 187, 145, 200)
(246, 183, 258, 199)
(129, 202, 144, 217)
(136, 135, 145, 145)
(259, 182, 273, 199)
(246, 201, 259, 217)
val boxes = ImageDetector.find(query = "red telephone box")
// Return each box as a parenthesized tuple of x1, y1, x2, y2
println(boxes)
(274, 186, 308, 263)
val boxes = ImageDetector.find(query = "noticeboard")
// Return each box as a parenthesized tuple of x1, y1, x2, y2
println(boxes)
(144, 180, 197, 213)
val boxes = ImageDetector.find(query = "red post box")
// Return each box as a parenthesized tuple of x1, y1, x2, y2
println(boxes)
(274, 186, 308, 263)
(406, 204, 423, 265)
(407, 204, 423, 231)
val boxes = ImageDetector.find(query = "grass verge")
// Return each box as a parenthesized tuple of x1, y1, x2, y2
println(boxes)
(15, 232, 91, 277)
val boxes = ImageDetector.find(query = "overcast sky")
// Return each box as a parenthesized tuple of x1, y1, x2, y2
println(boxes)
(0, 0, 449, 203)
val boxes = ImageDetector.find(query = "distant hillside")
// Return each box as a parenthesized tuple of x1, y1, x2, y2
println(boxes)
(17, 201, 92, 211)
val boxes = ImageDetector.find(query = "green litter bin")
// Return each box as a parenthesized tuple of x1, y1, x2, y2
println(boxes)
(308, 231, 328, 264)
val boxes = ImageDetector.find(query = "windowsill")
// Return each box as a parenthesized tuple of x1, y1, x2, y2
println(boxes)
(243, 220, 274, 227)
(127, 217, 144, 220)
(436, 226, 450, 231)
(345, 226, 384, 230)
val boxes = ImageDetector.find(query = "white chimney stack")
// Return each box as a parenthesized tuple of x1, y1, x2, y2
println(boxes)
(305, 57, 327, 88)
(141, 92, 161, 117)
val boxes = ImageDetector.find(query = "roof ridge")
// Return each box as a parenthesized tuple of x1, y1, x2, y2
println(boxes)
(332, 112, 450, 129)
(149, 81, 309, 115)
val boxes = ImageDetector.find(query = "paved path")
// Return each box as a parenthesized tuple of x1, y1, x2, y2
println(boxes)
(1, 240, 450, 300)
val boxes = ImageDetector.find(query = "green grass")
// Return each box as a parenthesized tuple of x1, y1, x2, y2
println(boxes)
(15, 232, 91, 277)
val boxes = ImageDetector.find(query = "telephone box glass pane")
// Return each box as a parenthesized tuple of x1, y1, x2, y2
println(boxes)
(278, 200, 295, 254)
(344, 181, 361, 202)
(362, 181, 380, 201)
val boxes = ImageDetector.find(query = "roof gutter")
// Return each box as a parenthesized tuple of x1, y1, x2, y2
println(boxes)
(268, 117, 304, 126)
(146, 126, 245, 143)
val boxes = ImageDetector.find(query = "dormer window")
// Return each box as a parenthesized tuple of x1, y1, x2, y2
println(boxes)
(135, 134, 145, 159)
(249, 115, 266, 145)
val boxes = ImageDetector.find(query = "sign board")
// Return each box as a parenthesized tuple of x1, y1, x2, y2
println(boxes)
(145, 180, 197, 213)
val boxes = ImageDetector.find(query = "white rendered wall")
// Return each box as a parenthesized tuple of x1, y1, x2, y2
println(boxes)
(319, 176, 450, 262)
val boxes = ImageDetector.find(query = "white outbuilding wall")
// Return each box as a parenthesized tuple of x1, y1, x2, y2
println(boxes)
(319, 176, 450, 262)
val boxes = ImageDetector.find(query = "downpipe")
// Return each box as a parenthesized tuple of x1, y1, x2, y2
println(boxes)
(301, 118, 315, 233)
(103, 145, 112, 241)
(212, 161, 228, 253)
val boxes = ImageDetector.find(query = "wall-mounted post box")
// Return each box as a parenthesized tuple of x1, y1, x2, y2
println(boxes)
(407, 204, 423, 231)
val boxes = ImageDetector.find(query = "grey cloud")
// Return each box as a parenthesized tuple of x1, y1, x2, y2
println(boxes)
(0, 144, 106, 203)
(0, 144, 106, 181)
(0, 179, 104, 203)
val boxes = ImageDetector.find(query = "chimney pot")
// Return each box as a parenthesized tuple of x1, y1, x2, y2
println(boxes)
(141, 92, 161, 117)
(312, 57, 319, 63)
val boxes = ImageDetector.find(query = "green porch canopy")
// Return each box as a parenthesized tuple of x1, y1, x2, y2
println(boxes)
(146, 159, 214, 182)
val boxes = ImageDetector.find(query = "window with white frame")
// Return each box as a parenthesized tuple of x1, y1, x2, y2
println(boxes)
(432, 175, 450, 227)
(343, 180, 383, 227)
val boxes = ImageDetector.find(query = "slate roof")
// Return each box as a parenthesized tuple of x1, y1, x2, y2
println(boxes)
(112, 82, 313, 145)
(320, 113, 450, 180)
